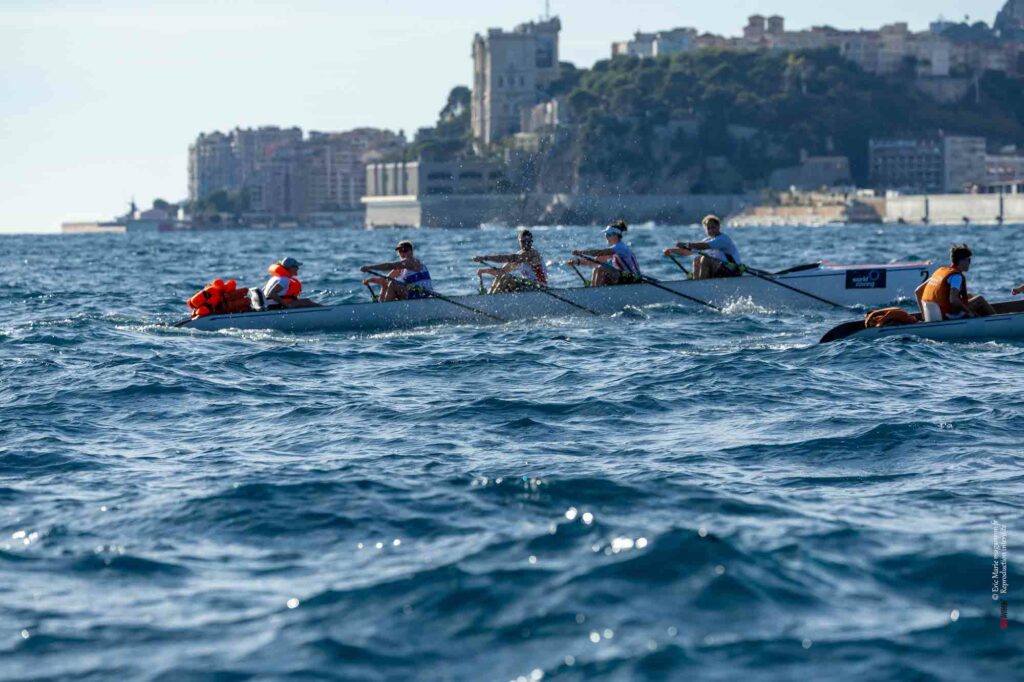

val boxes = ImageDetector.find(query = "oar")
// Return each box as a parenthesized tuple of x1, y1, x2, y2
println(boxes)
(477, 273, 486, 295)
(665, 253, 691, 277)
(364, 283, 379, 302)
(477, 259, 600, 316)
(688, 249, 850, 310)
(365, 270, 506, 323)
(573, 253, 722, 312)
(819, 319, 868, 344)
(568, 262, 589, 287)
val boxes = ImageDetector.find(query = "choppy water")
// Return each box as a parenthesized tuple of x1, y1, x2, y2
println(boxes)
(2, 223, 1022, 681)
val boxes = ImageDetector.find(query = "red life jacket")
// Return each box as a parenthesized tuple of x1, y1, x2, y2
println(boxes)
(187, 279, 246, 317)
(267, 264, 302, 302)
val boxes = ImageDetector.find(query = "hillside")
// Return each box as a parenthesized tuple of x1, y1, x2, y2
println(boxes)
(417, 48, 1024, 194)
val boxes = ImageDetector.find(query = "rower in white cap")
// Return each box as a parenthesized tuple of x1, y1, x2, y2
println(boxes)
(569, 220, 642, 287)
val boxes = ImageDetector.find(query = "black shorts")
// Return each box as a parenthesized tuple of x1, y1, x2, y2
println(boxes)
(613, 271, 642, 285)
(710, 261, 742, 278)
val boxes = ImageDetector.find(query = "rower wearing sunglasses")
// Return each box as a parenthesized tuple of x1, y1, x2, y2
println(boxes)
(472, 229, 548, 294)
(360, 240, 433, 302)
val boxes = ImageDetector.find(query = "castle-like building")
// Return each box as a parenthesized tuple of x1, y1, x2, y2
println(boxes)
(471, 17, 561, 148)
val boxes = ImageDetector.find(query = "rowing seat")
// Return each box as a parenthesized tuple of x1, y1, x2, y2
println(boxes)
(922, 301, 943, 322)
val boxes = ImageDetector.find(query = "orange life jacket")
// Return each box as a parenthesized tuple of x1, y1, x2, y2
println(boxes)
(267, 264, 302, 302)
(187, 279, 239, 318)
(921, 266, 968, 318)
(865, 307, 918, 328)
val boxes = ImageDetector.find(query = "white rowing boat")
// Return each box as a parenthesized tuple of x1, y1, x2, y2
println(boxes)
(820, 300, 1024, 344)
(179, 261, 935, 333)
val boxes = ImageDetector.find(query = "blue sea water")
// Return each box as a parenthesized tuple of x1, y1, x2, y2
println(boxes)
(1, 223, 1022, 681)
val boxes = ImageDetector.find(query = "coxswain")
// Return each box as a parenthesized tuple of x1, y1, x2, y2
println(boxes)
(663, 214, 742, 279)
(915, 243, 995, 320)
(472, 229, 548, 294)
(361, 240, 433, 302)
(261, 257, 320, 309)
(569, 220, 642, 287)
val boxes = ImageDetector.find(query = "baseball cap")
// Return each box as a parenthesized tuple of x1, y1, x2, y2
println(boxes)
(281, 256, 302, 269)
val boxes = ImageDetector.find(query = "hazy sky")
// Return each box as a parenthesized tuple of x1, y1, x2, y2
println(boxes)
(0, 0, 1006, 232)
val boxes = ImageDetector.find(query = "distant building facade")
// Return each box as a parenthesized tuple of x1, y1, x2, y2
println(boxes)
(870, 134, 987, 193)
(471, 17, 561, 147)
(986, 147, 1024, 183)
(187, 126, 403, 219)
(612, 5, 1024, 79)
(365, 160, 508, 198)
(869, 138, 944, 192)
(232, 126, 302, 190)
(612, 28, 698, 58)
(303, 129, 405, 213)
(188, 132, 236, 202)
(362, 160, 514, 228)
(942, 135, 987, 193)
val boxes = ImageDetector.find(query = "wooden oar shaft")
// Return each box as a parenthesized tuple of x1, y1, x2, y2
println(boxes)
(575, 254, 722, 312)
(366, 270, 507, 323)
(478, 259, 599, 316)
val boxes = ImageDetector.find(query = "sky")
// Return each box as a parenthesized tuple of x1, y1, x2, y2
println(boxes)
(0, 0, 1007, 232)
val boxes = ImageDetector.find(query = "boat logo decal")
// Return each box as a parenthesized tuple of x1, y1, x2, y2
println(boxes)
(845, 269, 886, 289)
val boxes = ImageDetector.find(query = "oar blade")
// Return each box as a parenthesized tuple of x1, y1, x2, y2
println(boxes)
(819, 319, 866, 344)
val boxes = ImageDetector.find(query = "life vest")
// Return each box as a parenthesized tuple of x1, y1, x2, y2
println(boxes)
(264, 263, 302, 303)
(865, 307, 918, 328)
(921, 266, 968, 319)
(187, 279, 247, 318)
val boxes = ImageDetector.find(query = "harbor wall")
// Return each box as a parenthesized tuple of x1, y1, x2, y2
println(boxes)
(363, 193, 754, 228)
(884, 194, 1024, 225)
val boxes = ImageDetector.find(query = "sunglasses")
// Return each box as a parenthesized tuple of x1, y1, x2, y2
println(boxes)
(396, 246, 411, 253)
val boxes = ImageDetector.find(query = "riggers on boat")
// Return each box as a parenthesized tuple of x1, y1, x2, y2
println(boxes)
(177, 261, 936, 334)
(186, 279, 251, 318)
(820, 300, 1024, 344)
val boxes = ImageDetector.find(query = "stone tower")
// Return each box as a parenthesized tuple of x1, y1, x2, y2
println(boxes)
(471, 17, 561, 148)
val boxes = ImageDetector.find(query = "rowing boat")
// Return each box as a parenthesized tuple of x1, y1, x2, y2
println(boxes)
(820, 300, 1024, 344)
(179, 261, 935, 333)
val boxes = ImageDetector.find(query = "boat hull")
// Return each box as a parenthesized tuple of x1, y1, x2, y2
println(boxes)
(181, 262, 935, 333)
(824, 300, 1024, 344)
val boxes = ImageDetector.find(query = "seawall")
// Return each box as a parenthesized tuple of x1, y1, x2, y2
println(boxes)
(363, 193, 755, 228)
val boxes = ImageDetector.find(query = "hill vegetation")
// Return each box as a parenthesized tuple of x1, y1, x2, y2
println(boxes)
(418, 48, 1024, 193)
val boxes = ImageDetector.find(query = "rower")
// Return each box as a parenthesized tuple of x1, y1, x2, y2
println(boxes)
(663, 214, 742, 279)
(570, 220, 642, 287)
(261, 257, 320, 309)
(472, 229, 548, 294)
(361, 240, 433, 302)
(915, 243, 995, 321)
